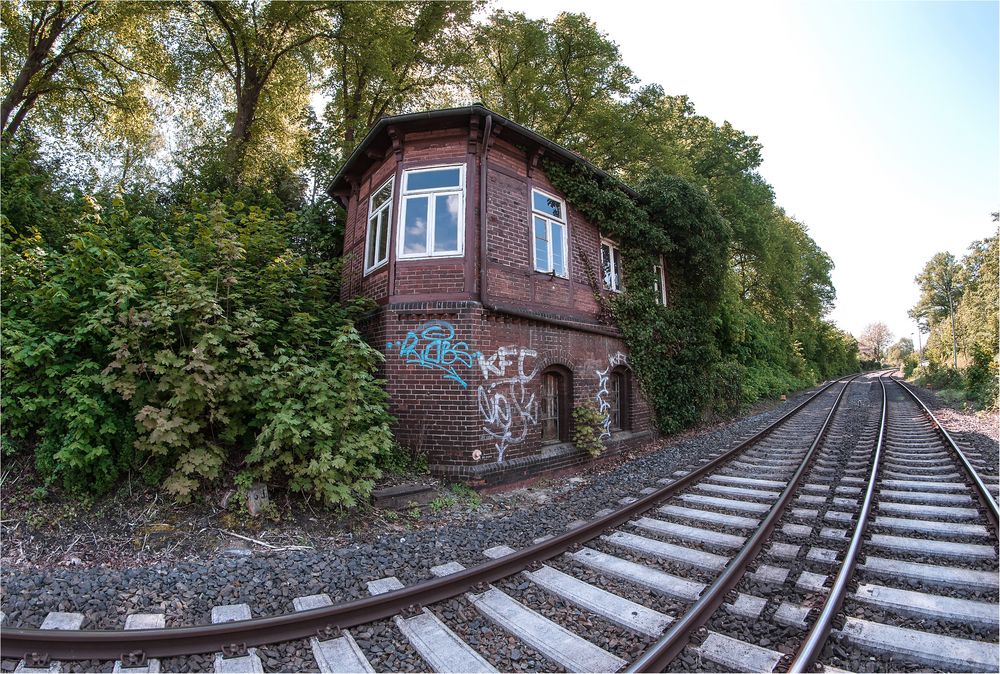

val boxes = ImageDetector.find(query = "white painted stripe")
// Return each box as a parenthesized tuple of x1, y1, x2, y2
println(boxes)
(839, 617, 999, 672)
(570, 547, 705, 600)
(855, 584, 999, 627)
(869, 534, 996, 560)
(604, 531, 729, 571)
(468, 587, 626, 672)
(631, 517, 745, 548)
(525, 565, 671, 637)
(395, 610, 498, 673)
(695, 631, 783, 672)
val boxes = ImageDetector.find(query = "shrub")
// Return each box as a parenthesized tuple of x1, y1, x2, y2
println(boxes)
(572, 402, 606, 457)
(2, 180, 393, 506)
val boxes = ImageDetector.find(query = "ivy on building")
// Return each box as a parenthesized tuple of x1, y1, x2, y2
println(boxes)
(546, 160, 734, 433)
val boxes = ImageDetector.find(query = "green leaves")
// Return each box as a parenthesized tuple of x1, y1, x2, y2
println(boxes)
(2, 171, 393, 504)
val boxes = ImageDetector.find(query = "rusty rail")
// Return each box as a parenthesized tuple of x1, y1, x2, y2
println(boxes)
(1, 378, 849, 663)
(787, 373, 888, 672)
(626, 374, 860, 672)
(891, 375, 999, 530)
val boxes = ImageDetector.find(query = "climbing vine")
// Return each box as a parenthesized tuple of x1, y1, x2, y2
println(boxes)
(545, 161, 732, 433)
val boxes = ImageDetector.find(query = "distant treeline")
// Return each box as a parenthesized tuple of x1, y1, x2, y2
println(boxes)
(903, 229, 999, 409)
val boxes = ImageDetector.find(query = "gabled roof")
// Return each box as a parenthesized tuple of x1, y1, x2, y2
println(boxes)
(328, 103, 638, 206)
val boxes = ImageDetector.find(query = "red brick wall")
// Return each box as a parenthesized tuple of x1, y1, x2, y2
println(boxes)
(375, 302, 654, 474)
(340, 116, 659, 485)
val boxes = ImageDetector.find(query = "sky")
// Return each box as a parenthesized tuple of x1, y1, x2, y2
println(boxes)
(494, 0, 1000, 347)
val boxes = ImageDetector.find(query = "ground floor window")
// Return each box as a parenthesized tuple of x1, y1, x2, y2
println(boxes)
(539, 368, 571, 443)
(608, 368, 630, 432)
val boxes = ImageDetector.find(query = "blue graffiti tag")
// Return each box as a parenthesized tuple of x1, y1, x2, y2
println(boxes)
(387, 320, 478, 388)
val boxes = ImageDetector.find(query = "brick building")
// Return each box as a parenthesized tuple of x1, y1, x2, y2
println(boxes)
(330, 105, 663, 486)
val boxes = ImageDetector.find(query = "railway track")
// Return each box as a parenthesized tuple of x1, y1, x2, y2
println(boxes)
(3, 373, 997, 673)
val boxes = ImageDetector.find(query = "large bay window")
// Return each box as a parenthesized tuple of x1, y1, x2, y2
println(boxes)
(532, 189, 568, 277)
(364, 178, 393, 273)
(601, 239, 623, 292)
(397, 165, 465, 259)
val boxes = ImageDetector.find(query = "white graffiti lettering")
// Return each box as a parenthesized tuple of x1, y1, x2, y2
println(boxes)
(476, 346, 539, 462)
(595, 352, 628, 440)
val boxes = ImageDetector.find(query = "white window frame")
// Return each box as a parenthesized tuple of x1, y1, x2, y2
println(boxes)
(653, 255, 667, 306)
(396, 163, 466, 260)
(601, 238, 624, 292)
(364, 177, 394, 275)
(530, 188, 569, 277)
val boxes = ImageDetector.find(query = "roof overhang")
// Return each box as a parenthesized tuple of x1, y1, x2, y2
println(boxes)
(328, 104, 638, 207)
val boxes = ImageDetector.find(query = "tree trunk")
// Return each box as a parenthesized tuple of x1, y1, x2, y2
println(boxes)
(225, 74, 263, 184)
(1, 14, 68, 137)
(948, 293, 958, 370)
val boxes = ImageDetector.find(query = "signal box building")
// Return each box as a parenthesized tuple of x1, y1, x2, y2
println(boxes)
(330, 105, 662, 486)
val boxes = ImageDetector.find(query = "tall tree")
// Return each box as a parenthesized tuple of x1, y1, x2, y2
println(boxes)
(888, 337, 914, 365)
(178, 0, 331, 185)
(0, 1, 168, 160)
(322, 0, 474, 153)
(858, 322, 893, 363)
(462, 11, 635, 147)
(910, 252, 964, 369)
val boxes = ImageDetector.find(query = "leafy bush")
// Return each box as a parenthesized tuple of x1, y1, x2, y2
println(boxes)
(2, 160, 392, 506)
(963, 344, 998, 410)
(572, 402, 606, 457)
(915, 362, 964, 391)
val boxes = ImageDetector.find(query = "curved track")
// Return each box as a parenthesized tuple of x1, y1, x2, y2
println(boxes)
(5, 373, 996, 673)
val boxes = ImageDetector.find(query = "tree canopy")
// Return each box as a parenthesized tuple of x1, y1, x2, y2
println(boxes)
(1, 1, 863, 502)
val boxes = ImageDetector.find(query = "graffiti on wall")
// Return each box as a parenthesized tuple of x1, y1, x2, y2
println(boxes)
(476, 346, 540, 462)
(387, 320, 479, 388)
(595, 351, 628, 440)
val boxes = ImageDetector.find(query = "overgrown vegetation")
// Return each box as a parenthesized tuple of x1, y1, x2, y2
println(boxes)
(571, 402, 607, 457)
(2, 1, 863, 503)
(907, 231, 999, 410)
(547, 164, 858, 432)
(2, 141, 392, 505)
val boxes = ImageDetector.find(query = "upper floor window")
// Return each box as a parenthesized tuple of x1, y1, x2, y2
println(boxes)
(653, 255, 667, 306)
(398, 164, 465, 259)
(364, 177, 393, 273)
(532, 189, 568, 277)
(601, 239, 623, 292)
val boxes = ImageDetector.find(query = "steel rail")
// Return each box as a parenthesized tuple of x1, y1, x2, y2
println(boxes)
(1, 378, 848, 662)
(626, 374, 861, 673)
(788, 373, 888, 673)
(890, 374, 999, 531)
